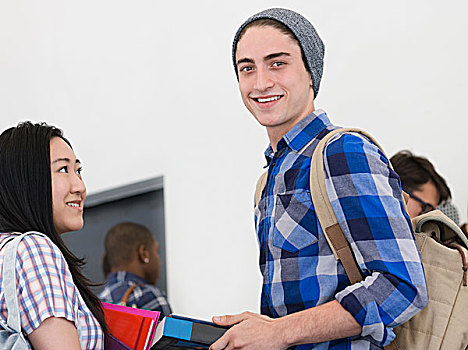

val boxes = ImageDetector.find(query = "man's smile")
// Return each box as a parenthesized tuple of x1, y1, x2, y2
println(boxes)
(251, 95, 284, 106)
(254, 95, 283, 103)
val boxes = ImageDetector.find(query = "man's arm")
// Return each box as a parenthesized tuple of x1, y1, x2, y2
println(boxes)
(210, 300, 361, 350)
(323, 132, 428, 343)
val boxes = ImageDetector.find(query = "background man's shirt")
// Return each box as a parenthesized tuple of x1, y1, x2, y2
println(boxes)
(99, 271, 172, 319)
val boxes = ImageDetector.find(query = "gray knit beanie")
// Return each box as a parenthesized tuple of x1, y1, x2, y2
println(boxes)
(232, 8, 325, 98)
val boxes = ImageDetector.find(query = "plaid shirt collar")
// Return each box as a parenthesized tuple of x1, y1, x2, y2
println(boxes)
(106, 271, 150, 285)
(264, 109, 332, 165)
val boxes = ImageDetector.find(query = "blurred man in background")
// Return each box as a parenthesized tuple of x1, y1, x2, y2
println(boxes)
(390, 150, 451, 219)
(99, 222, 172, 318)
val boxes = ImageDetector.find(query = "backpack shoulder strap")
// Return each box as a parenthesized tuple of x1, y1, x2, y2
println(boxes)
(254, 170, 268, 207)
(310, 127, 386, 284)
(2, 233, 38, 333)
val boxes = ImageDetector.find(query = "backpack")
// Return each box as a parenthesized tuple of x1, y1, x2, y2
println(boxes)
(0, 234, 30, 350)
(255, 128, 468, 349)
(0, 232, 85, 350)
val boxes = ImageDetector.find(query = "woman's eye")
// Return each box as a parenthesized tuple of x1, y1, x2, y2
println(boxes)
(59, 166, 68, 173)
(76, 167, 83, 175)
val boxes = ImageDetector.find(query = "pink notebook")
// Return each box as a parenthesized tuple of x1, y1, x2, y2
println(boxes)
(102, 302, 161, 350)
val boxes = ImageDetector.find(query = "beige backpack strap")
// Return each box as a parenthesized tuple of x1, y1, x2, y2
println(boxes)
(254, 171, 268, 207)
(310, 128, 386, 284)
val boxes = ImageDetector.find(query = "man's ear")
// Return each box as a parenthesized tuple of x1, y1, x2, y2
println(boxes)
(137, 244, 150, 264)
(102, 252, 110, 276)
(309, 76, 316, 100)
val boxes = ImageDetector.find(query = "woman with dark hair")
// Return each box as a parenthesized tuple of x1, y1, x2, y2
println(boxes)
(0, 122, 106, 349)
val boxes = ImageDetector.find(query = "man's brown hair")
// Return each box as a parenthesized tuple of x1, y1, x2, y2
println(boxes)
(236, 19, 309, 75)
(390, 150, 451, 205)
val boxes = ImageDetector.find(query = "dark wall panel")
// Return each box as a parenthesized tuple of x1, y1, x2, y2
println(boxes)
(62, 180, 166, 296)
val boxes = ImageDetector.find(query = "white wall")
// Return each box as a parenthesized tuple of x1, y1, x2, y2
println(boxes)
(1, 0, 467, 320)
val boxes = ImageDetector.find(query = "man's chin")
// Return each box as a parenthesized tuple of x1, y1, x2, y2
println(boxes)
(253, 114, 283, 127)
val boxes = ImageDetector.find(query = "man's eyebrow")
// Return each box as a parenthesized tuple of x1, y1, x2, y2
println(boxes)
(236, 52, 291, 67)
(265, 52, 290, 61)
(236, 57, 254, 66)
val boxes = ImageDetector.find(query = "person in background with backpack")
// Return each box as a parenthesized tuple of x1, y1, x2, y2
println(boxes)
(390, 150, 452, 219)
(210, 8, 428, 350)
(99, 222, 172, 318)
(0, 122, 106, 349)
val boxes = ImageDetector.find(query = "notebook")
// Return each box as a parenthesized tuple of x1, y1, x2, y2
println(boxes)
(102, 302, 160, 350)
(151, 315, 229, 349)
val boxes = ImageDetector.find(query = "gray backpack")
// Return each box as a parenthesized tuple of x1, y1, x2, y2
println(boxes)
(0, 232, 85, 349)
(0, 233, 37, 350)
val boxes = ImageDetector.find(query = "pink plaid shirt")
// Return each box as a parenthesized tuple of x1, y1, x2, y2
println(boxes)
(0, 232, 103, 349)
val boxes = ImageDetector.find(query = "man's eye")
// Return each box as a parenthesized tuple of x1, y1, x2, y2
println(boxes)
(240, 66, 253, 72)
(272, 61, 285, 67)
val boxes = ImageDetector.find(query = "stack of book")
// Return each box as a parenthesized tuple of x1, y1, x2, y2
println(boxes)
(103, 302, 229, 350)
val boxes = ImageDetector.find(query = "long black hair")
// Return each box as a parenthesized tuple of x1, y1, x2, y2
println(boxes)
(0, 121, 107, 334)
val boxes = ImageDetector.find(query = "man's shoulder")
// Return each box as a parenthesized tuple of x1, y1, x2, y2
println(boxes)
(136, 283, 166, 298)
(99, 278, 133, 298)
(323, 129, 383, 158)
(131, 284, 171, 312)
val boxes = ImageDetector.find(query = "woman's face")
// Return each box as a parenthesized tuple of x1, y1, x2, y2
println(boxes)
(50, 137, 86, 234)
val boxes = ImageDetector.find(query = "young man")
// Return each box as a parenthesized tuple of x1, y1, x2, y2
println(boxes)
(390, 150, 452, 219)
(211, 8, 427, 349)
(99, 222, 172, 318)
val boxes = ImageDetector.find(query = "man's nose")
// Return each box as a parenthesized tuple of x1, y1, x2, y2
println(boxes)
(254, 66, 274, 91)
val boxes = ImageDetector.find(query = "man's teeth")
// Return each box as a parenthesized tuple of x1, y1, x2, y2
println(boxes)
(67, 202, 79, 207)
(257, 96, 281, 103)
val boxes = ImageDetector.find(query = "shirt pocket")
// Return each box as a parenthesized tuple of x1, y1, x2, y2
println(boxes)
(273, 190, 318, 252)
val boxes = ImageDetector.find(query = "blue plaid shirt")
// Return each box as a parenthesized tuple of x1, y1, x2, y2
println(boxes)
(255, 110, 427, 349)
(99, 271, 172, 319)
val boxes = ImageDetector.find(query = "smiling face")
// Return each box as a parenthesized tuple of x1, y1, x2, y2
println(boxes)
(235, 25, 315, 148)
(50, 137, 86, 234)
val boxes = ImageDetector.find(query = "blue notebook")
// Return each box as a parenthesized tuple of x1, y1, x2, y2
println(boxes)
(151, 315, 229, 349)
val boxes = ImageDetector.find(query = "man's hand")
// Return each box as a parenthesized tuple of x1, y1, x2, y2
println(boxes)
(210, 311, 288, 350)
(209, 301, 362, 349)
